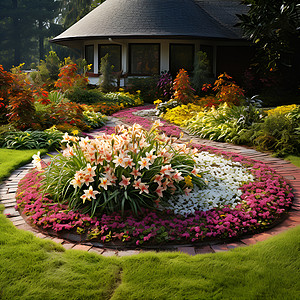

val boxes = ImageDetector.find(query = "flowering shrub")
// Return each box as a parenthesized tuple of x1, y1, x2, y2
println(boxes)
(172, 69, 196, 104)
(103, 90, 143, 107)
(16, 144, 293, 246)
(92, 102, 123, 115)
(162, 104, 204, 126)
(266, 104, 299, 116)
(0, 65, 14, 124)
(156, 99, 180, 115)
(38, 121, 205, 217)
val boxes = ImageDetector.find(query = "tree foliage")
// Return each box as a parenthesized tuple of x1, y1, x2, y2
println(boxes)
(237, 0, 300, 88)
(59, 0, 105, 28)
(0, 0, 62, 68)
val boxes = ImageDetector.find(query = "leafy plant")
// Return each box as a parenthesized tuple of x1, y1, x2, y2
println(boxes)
(241, 106, 300, 156)
(200, 73, 245, 107)
(83, 109, 107, 128)
(65, 87, 106, 104)
(55, 63, 89, 92)
(157, 71, 173, 101)
(1, 129, 63, 150)
(172, 69, 195, 105)
(30, 51, 62, 89)
(187, 103, 263, 143)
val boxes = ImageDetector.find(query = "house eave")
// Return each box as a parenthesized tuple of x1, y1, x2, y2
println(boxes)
(50, 34, 248, 47)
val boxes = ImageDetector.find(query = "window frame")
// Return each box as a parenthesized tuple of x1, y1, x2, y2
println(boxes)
(129, 43, 160, 76)
(84, 45, 94, 69)
(98, 44, 122, 73)
(169, 43, 195, 76)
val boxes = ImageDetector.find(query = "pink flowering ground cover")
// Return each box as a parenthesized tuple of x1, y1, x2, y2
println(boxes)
(15, 146, 294, 247)
(112, 105, 182, 137)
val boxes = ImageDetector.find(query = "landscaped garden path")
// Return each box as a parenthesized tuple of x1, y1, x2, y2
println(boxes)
(1, 107, 300, 256)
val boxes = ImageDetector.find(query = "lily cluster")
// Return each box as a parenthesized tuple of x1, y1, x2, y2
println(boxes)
(36, 121, 205, 216)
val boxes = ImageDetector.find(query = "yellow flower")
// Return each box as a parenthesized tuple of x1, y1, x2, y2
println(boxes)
(154, 99, 162, 105)
(72, 129, 79, 135)
(184, 175, 193, 187)
(267, 104, 298, 116)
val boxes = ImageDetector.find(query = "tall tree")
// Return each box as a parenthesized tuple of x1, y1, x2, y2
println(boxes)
(59, 0, 104, 28)
(0, 0, 62, 68)
(237, 0, 300, 89)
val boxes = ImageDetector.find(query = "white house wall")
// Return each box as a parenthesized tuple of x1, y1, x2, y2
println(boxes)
(83, 38, 249, 83)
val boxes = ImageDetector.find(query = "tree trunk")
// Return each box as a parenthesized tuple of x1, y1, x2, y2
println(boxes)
(38, 19, 44, 60)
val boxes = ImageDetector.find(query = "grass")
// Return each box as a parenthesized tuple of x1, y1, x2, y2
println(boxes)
(0, 149, 47, 183)
(285, 155, 300, 168)
(0, 150, 299, 299)
(0, 204, 299, 299)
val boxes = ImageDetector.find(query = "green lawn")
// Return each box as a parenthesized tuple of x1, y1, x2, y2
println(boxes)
(0, 149, 47, 182)
(0, 149, 299, 299)
(286, 155, 300, 168)
(0, 205, 299, 299)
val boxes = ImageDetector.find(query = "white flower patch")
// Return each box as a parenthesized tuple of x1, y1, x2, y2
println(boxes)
(166, 151, 255, 215)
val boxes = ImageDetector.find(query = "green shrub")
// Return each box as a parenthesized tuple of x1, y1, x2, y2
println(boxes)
(1, 129, 64, 150)
(65, 87, 106, 104)
(240, 108, 300, 157)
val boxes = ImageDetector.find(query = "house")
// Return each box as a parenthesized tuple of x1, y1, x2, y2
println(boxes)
(51, 0, 253, 85)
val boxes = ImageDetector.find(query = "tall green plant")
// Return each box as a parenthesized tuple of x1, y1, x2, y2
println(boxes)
(99, 53, 114, 93)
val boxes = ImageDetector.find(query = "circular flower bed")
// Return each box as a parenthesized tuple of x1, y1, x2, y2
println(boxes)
(16, 124, 294, 247)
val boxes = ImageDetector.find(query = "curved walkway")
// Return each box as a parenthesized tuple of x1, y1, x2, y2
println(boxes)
(1, 116, 300, 256)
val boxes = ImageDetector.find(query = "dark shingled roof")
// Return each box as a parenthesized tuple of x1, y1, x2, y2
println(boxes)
(52, 0, 247, 45)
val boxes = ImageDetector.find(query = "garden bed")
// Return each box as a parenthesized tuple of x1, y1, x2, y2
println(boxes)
(15, 142, 294, 249)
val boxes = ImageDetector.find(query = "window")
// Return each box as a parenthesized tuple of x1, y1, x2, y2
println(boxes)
(98, 44, 122, 72)
(85, 45, 94, 69)
(129, 44, 160, 75)
(170, 44, 194, 77)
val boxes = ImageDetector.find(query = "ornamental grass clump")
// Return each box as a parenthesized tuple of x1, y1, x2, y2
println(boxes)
(37, 121, 205, 217)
